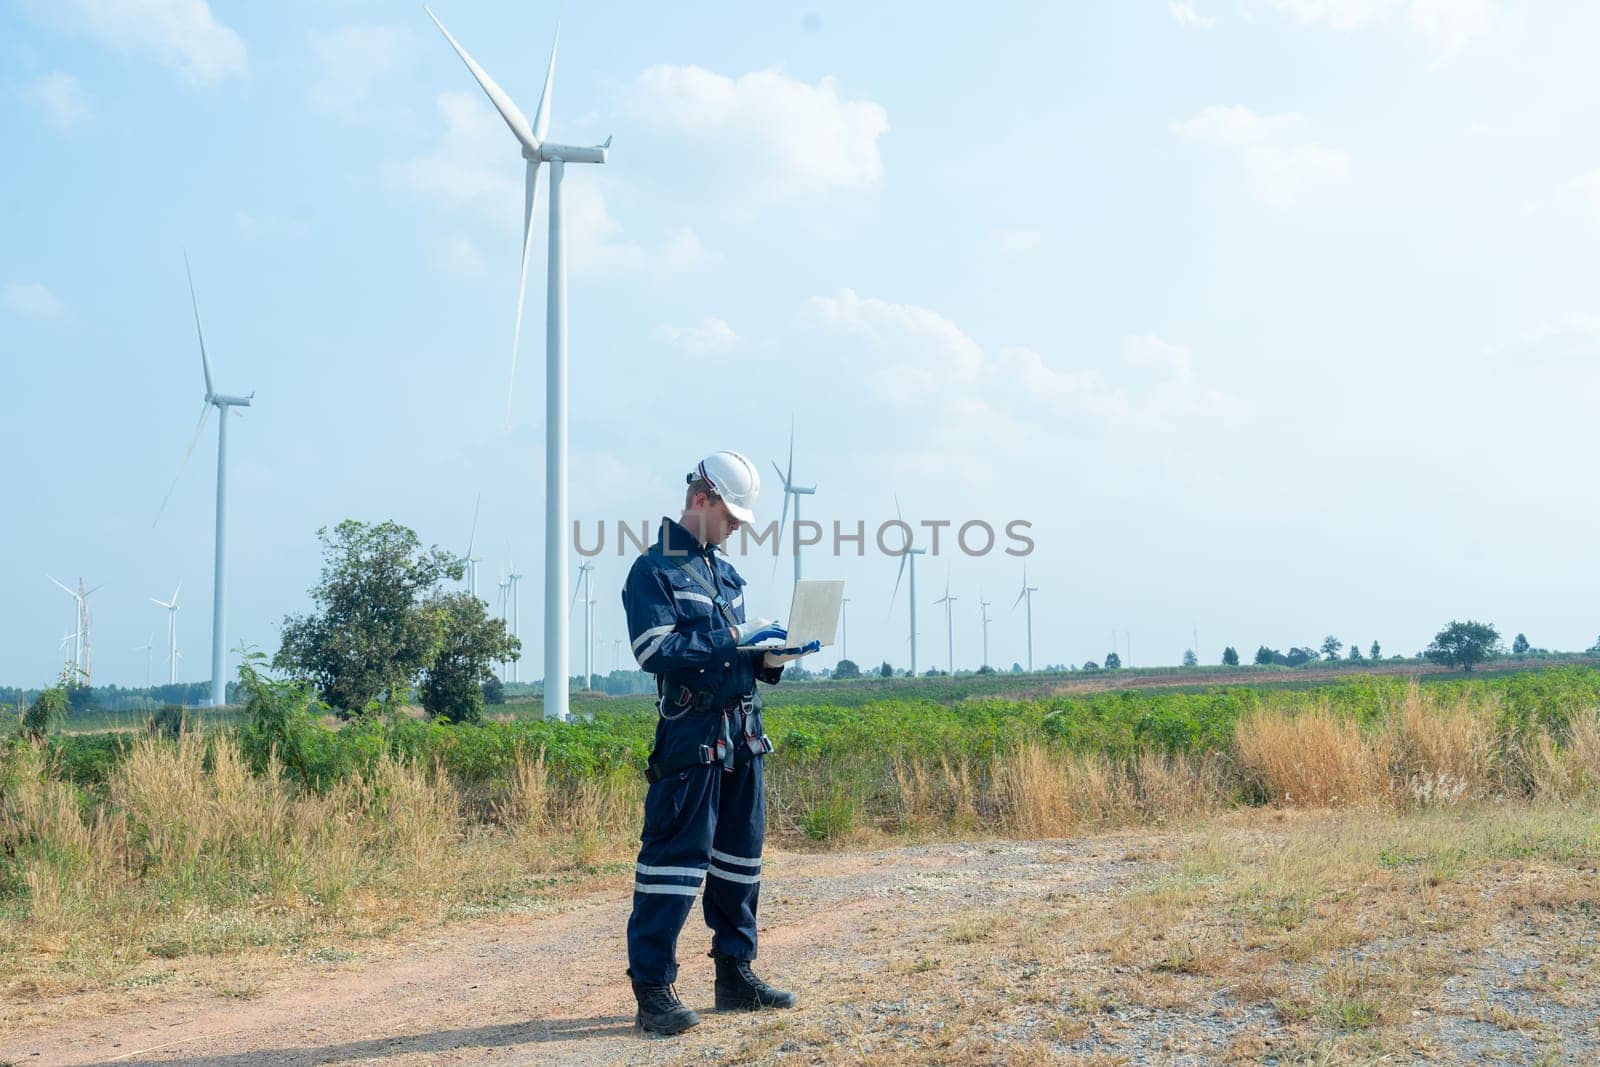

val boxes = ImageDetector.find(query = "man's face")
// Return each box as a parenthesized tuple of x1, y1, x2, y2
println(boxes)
(689, 492, 740, 547)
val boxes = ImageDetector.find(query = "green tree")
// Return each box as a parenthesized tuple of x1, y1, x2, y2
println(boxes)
(1104, 651, 1122, 669)
(275, 520, 462, 714)
(1254, 645, 1280, 666)
(1512, 633, 1530, 655)
(1348, 642, 1363, 660)
(1181, 649, 1198, 667)
(1286, 647, 1317, 666)
(834, 659, 862, 680)
(1424, 620, 1502, 672)
(1320, 635, 1343, 661)
(1082, 660, 1100, 671)
(1370, 640, 1381, 660)
(418, 592, 520, 724)
(21, 672, 70, 739)
(483, 675, 506, 705)
(879, 661, 893, 678)
(1221, 646, 1240, 666)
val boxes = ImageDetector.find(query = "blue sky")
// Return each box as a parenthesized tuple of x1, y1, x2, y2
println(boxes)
(4, 0, 1600, 689)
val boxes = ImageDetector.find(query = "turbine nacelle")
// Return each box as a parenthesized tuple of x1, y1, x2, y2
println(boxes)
(211, 393, 253, 408)
(532, 139, 610, 165)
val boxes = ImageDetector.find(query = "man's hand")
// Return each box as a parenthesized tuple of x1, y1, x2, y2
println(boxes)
(733, 617, 786, 646)
(763, 640, 822, 667)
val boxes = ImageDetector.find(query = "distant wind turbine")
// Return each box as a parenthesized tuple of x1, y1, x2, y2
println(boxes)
(933, 575, 958, 674)
(426, 6, 611, 723)
(135, 634, 156, 691)
(506, 560, 523, 683)
(979, 590, 993, 671)
(1013, 560, 1039, 672)
(839, 596, 851, 662)
(888, 497, 927, 677)
(459, 494, 482, 599)
(151, 582, 182, 686)
(572, 560, 594, 690)
(155, 255, 254, 707)
(772, 420, 816, 585)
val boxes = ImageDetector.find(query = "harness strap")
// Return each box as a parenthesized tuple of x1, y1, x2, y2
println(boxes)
(669, 553, 742, 630)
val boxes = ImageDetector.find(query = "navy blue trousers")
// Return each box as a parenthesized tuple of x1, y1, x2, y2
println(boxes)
(626, 756, 765, 985)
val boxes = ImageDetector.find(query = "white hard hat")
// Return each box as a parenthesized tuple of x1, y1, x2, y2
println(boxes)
(690, 451, 760, 524)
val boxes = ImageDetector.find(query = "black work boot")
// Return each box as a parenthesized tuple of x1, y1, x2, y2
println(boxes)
(711, 951, 798, 1011)
(630, 972, 700, 1036)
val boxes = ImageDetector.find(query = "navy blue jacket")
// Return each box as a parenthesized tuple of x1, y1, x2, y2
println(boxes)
(623, 517, 783, 715)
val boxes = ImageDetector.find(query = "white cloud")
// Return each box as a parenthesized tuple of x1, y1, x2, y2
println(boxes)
(393, 93, 707, 278)
(308, 26, 414, 121)
(47, 0, 247, 84)
(440, 235, 487, 277)
(807, 290, 1238, 433)
(657, 317, 740, 354)
(630, 65, 889, 200)
(1266, 0, 1498, 52)
(1170, 2, 1216, 28)
(1172, 105, 1350, 208)
(988, 228, 1043, 255)
(26, 71, 89, 130)
(3, 282, 64, 318)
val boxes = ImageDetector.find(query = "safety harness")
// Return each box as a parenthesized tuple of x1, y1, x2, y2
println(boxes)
(645, 549, 774, 783)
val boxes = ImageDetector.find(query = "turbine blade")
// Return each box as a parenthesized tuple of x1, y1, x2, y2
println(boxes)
(154, 402, 214, 526)
(425, 7, 539, 152)
(533, 26, 557, 143)
(47, 574, 75, 597)
(506, 158, 542, 426)
(1013, 586, 1026, 611)
(172, 580, 182, 605)
(889, 551, 908, 613)
(184, 252, 215, 400)
(466, 492, 481, 556)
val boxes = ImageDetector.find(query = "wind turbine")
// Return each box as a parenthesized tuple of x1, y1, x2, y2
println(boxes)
(572, 560, 594, 690)
(426, 7, 611, 723)
(888, 497, 927, 677)
(135, 634, 156, 692)
(46, 575, 84, 677)
(933, 575, 958, 674)
(506, 561, 523, 683)
(979, 590, 993, 671)
(771, 421, 816, 585)
(151, 583, 182, 687)
(47, 575, 101, 682)
(839, 596, 851, 662)
(1013, 560, 1039, 673)
(156, 255, 254, 708)
(496, 569, 511, 678)
(459, 494, 482, 599)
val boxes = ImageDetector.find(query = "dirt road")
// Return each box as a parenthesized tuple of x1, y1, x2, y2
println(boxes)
(3, 826, 1594, 1066)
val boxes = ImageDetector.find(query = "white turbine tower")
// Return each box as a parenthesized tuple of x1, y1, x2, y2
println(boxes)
(572, 560, 595, 690)
(507, 561, 523, 684)
(135, 634, 156, 692)
(771, 422, 816, 585)
(151, 582, 181, 687)
(839, 596, 851, 662)
(888, 498, 927, 677)
(156, 256, 254, 708)
(979, 590, 993, 671)
(934, 575, 958, 674)
(46, 575, 85, 678)
(427, 7, 610, 723)
(1013, 561, 1039, 673)
(459, 493, 482, 599)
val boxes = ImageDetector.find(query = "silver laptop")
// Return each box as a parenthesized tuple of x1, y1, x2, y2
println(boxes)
(749, 579, 845, 650)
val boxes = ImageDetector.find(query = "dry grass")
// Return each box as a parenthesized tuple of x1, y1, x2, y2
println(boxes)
(6, 687, 1600, 1015)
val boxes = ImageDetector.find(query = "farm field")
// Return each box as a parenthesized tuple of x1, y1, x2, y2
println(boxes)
(4, 664, 1600, 1062)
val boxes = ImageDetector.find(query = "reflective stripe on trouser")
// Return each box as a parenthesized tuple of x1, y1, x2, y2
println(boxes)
(626, 756, 765, 985)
